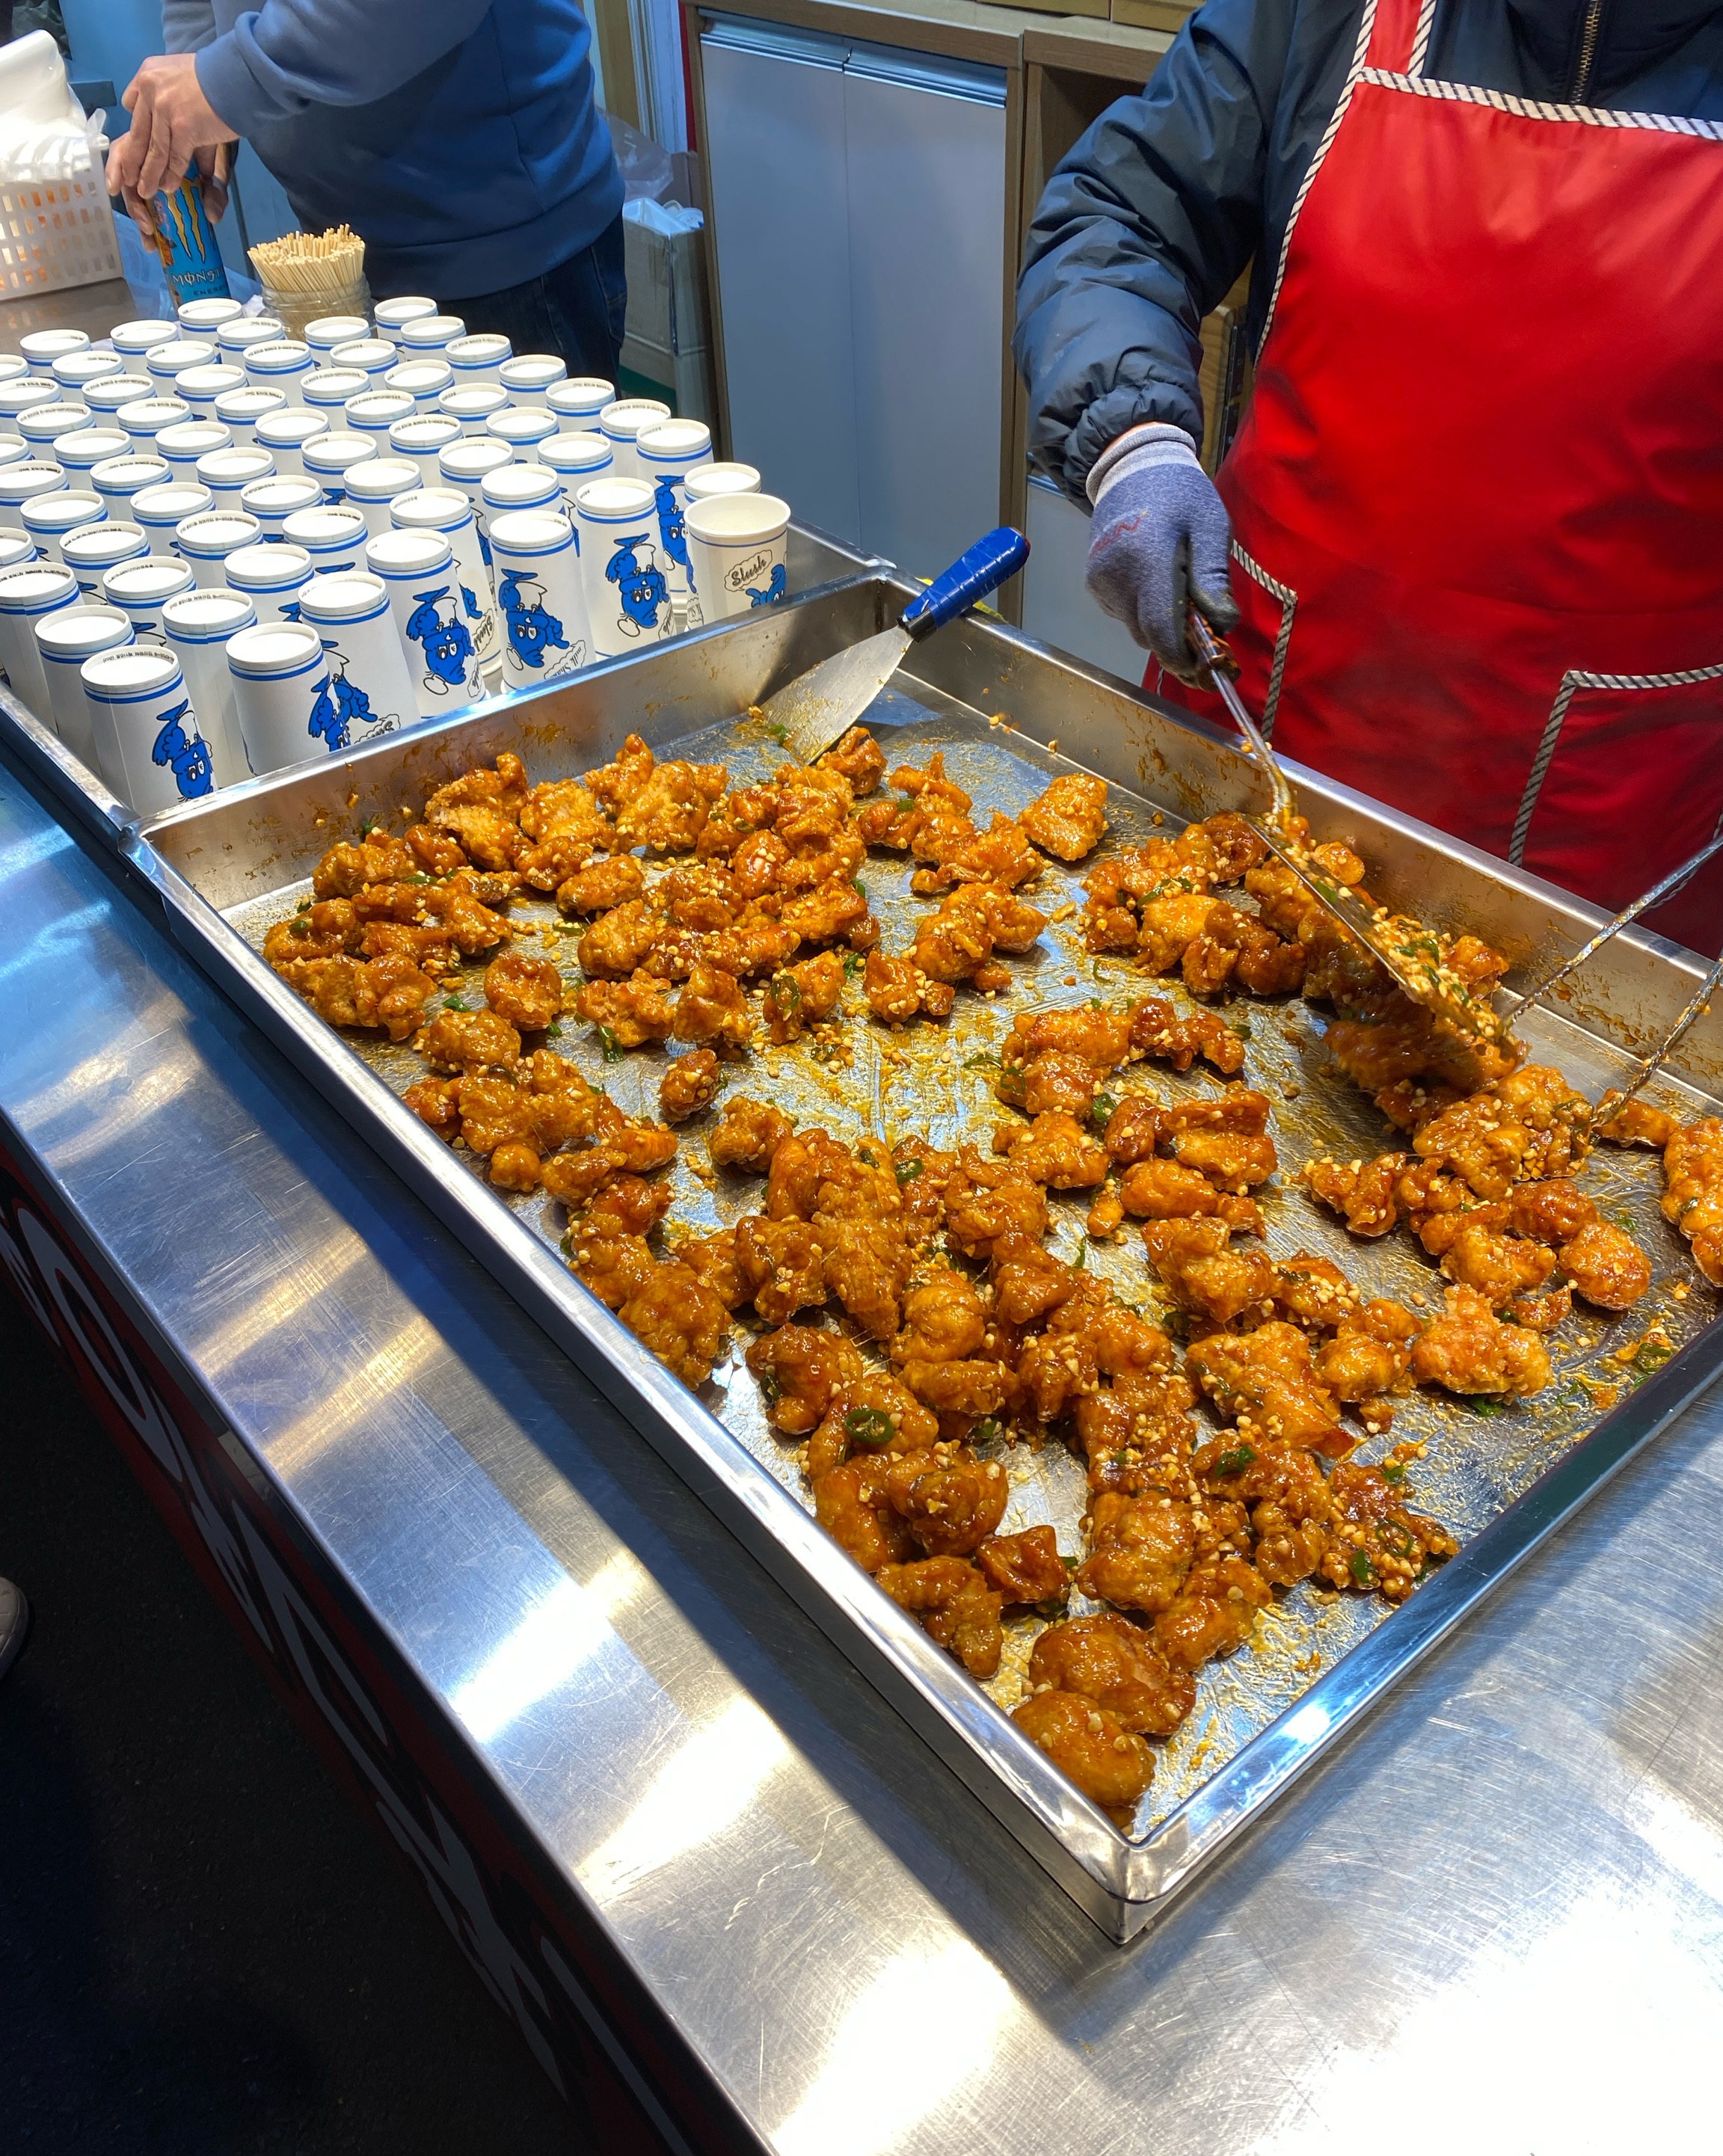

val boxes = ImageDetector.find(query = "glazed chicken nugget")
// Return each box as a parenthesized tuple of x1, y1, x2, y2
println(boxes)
(483, 950, 565, 1031)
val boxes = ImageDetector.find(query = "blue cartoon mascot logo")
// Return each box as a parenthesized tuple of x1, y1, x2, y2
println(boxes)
(405, 584, 474, 698)
(746, 562, 787, 608)
(308, 646, 398, 752)
(604, 532, 669, 639)
(150, 699, 213, 799)
(497, 568, 571, 672)
(652, 476, 689, 574)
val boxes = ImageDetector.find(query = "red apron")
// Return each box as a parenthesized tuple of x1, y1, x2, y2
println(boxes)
(1159, 0, 1723, 953)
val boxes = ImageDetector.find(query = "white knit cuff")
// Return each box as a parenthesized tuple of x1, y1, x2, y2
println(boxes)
(1087, 423, 1200, 507)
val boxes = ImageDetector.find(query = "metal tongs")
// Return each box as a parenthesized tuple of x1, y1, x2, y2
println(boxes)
(1187, 606, 1723, 1102)
(1184, 609, 1508, 1049)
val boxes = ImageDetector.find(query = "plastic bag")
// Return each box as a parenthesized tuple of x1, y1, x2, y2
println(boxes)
(0, 29, 105, 182)
(606, 111, 677, 205)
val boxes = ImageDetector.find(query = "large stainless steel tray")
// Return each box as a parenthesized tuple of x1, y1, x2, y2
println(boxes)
(12, 565, 1723, 1940)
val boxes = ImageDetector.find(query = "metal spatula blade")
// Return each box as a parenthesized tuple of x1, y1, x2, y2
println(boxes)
(761, 526, 1029, 765)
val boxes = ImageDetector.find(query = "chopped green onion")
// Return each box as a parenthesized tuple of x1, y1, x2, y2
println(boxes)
(1633, 1340, 1674, 1375)
(962, 1051, 1001, 1071)
(1091, 1093, 1118, 1128)
(442, 994, 468, 1011)
(1464, 1395, 1504, 1416)
(765, 722, 787, 746)
(759, 1369, 782, 1406)
(971, 1416, 1001, 1446)
(546, 1023, 563, 1039)
(894, 1157, 924, 1185)
(1349, 1550, 1378, 1588)
(852, 879, 867, 900)
(1380, 1462, 1407, 1485)
(596, 1024, 623, 1063)
(1215, 1444, 1256, 1475)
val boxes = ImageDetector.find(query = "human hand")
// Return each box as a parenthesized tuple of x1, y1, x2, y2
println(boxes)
(194, 142, 232, 227)
(1084, 429, 1238, 677)
(105, 54, 236, 235)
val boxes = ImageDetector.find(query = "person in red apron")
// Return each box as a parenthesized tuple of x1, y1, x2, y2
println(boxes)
(1015, 0, 1723, 953)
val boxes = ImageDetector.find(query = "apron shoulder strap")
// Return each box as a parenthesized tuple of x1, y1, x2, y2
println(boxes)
(1362, 0, 1435, 75)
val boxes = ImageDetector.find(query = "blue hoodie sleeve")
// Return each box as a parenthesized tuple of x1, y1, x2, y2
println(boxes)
(191, 1, 501, 132)
(1013, 0, 1292, 505)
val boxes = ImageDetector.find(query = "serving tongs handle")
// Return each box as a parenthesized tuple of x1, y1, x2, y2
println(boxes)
(1185, 605, 1298, 832)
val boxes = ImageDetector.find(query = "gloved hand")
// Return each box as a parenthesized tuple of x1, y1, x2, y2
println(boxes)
(1084, 426, 1238, 678)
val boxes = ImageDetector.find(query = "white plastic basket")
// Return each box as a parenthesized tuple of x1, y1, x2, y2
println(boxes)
(0, 165, 123, 298)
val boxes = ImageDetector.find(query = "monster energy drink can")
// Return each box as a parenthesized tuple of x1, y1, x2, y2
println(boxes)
(148, 178, 232, 309)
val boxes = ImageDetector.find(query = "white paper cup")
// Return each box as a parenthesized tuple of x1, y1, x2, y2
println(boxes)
(0, 462, 74, 529)
(497, 354, 568, 409)
(196, 446, 275, 509)
(90, 456, 171, 517)
(52, 426, 131, 477)
(438, 385, 509, 434)
(436, 440, 512, 559)
(0, 355, 25, 384)
(116, 396, 191, 449)
(365, 529, 484, 714)
(36, 603, 130, 761)
(161, 587, 256, 787)
(344, 458, 422, 538)
(0, 560, 80, 716)
(387, 415, 462, 482)
(111, 320, 179, 360)
(173, 363, 248, 415)
(20, 328, 90, 376)
(82, 645, 213, 811)
(155, 420, 233, 476)
(540, 431, 612, 516)
(243, 340, 315, 408)
(344, 390, 415, 444)
(299, 370, 367, 426)
(130, 482, 213, 555)
(225, 541, 314, 624)
(102, 555, 196, 642)
(398, 315, 465, 354)
(304, 315, 370, 357)
(384, 359, 454, 412)
(597, 399, 672, 484)
(481, 464, 562, 526)
(20, 490, 105, 564)
(0, 379, 61, 423)
(19, 402, 96, 456)
(227, 620, 332, 774)
(216, 318, 285, 355)
(213, 386, 289, 444)
(298, 572, 417, 745)
(371, 298, 437, 344)
(144, 340, 217, 389)
(283, 503, 369, 578)
(254, 408, 330, 478)
(82, 374, 153, 418)
(684, 491, 791, 624)
(177, 298, 244, 334)
(330, 338, 397, 380)
(446, 334, 512, 385)
(573, 477, 675, 656)
(52, 351, 123, 397)
(299, 432, 376, 504)
(240, 476, 322, 539)
(390, 488, 497, 666)
(0, 434, 27, 470)
(489, 509, 589, 689)
(545, 376, 614, 425)
(684, 461, 761, 505)
(0, 529, 35, 569)
(62, 522, 148, 596)
(176, 512, 265, 589)
(485, 407, 556, 456)
(636, 420, 714, 600)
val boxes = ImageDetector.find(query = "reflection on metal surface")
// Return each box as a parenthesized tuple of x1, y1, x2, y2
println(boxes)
(452, 1552, 646, 1744)
(265, 1312, 447, 1478)
(583, 1695, 792, 1904)
(194, 1232, 372, 1378)
(773, 1941, 1013, 2156)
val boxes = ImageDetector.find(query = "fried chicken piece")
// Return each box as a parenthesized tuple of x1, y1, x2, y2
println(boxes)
(1508, 1181, 1598, 1247)
(817, 722, 885, 796)
(357, 920, 455, 974)
(482, 950, 564, 1032)
(992, 1111, 1109, 1190)
(423, 752, 529, 870)
(485, 1140, 538, 1192)
(1314, 1299, 1420, 1404)
(577, 898, 666, 979)
(311, 832, 417, 899)
(1411, 1283, 1552, 1395)
(977, 1526, 1069, 1608)
(1171, 1126, 1278, 1192)
(1019, 773, 1108, 862)
(896, 1354, 1019, 1425)
(672, 962, 753, 1052)
(879, 1555, 1004, 1679)
(672, 1229, 747, 1313)
(811, 1164, 912, 1342)
(1152, 1555, 1272, 1668)
(746, 1324, 863, 1435)
(592, 1096, 678, 1176)
(1557, 1220, 1651, 1309)
(1099, 1096, 1161, 1167)
(774, 876, 870, 948)
(763, 949, 846, 1046)
(520, 776, 614, 850)
(1187, 1322, 1346, 1451)
(1506, 1283, 1573, 1332)
(586, 1175, 674, 1239)
(895, 1270, 987, 1363)
(1661, 1118, 1723, 1287)
(575, 971, 675, 1049)
(1411, 1065, 1593, 1200)
(541, 1148, 622, 1207)
(1269, 1253, 1359, 1331)
(400, 823, 465, 876)
(1200, 1441, 1336, 1588)
(861, 950, 954, 1025)
(910, 885, 1046, 990)
(764, 1128, 846, 1220)
(1028, 1612, 1194, 1733)
(407, 873, 513, 956)
(912, 811, 1045, 896)
(1119, 1158, 1220, 1220)
(420, 1004, 520, 1071)
(555, 855, 643, 915)
(1007, 1004, 1133, 1069)
(882, 1445, 1010, 1558)
(735, 1216, 827, 1324)
(616, 1262, 729, 1386)
(942, 1148, 1050, 1259)
(1321, 1462, 1459, 1601)
(582, 732, 656, 815)
(520, 1049, 600, 1146)
(1304, 1151, 1412, 1238)
(404, 1075, 461, 1138)
(614, 758, 726, 853)
(988, 1232, 1081, 1330)
(1439, 1220, 1557, 1310)
(659, 1048, 722, 1123)
(890, 752, 971, 814)
(452, 1072, 537, 1155)
(1127, 995, 1245, 1075)
(1012, 1690, 1154, 1814)
(568, 1229, 657, 1309)
(811, 1455, 916, 1573)
(264, 904, 357, 974)
(1142, 1217, 1277, 1326)
(1076, 1491, 1196, 1614)
(805, 1372, 940, 1479)
(709, 1095, 793, 1175)
(1598, 1099, 1680, 1150)
(890, 1136, 957, 1245)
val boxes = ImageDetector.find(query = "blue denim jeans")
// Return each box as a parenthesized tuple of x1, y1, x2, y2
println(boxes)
(449, 215, 627, 377)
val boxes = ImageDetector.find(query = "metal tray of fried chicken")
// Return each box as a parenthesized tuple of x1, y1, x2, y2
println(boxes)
(110, 570, 1723, 1941)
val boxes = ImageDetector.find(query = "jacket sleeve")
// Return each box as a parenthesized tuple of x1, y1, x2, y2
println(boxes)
(194, 1, 500, 134)
(1013, 0, 1291, 504)
(162, 2, 219, 55)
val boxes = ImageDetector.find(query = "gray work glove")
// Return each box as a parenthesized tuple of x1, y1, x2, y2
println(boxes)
(1084, 425, 1238, 678)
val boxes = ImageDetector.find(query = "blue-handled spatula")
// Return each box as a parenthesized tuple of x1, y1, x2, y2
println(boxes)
(760, 526, 1029, 764)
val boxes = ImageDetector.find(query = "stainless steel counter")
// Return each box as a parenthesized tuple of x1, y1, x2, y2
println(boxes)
(4, 747, 1722, 2151)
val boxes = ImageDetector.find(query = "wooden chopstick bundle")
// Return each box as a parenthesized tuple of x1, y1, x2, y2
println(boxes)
(248, 224, 366, 295)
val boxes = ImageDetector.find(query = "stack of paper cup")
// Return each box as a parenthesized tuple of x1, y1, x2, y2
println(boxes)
(35, 603, 130, 762)
(572, 477, 675, 656)
(174, 363, 248, 416)
(111, 321, 179, 363)
(243, 340, 315, 408)
(83, 645, 212, 811)
(485, 407, 556, 457)
(301, 432, 376, 505)
(304, 315, 369, 360)
(82, 375, 154, 420)
(684, 492, 792, 625)
(388, 414, 462, 483)
(390, 488, 497, 668)
(595, 400, 671, 483)
(436, 439, 511, 558)
(52, 351, 123, 399)
(329, 338, 396, 381)
(240, 476, 322, 539)
(144, 340, 217, 391)
(162, 586, 256, 786)
(20, 328, 89, 375)
(130, 481, 215, 555)
(297, 572, 418, 745)
(177, 511, 265, 589)
(116, 396, 191, 449)
(344, 390, 414, 444)
(301, 369, 369, 428)
(0, 461, 74, 529)
(214, 386, 289, 443)
(56, 426, 132, 478)
(0, 530, 35, 571)
(62, 523, 148, 597)
(344, 458, 422, 538)
(0, 559, 80, 716)
(0, 381, 60, 426)
(446, 334, 512, 385)
(398, 316, 465, 356)
(384, 359, 454, 413)
(481, 464, 562, 530)
(372, 298, 437, 345)
(178, 298, 243, 335)
(636, 420, 713, 601)
(216, 319, 285, 357)
(20, 403, 101, 460)
(497, 355, 567, 408)
(365, 529, 484, 715)
(489, 509, 589, 690)
(226, 619, 332, 774)
(438, 385, 509, 435)
(541, 431, 612, 516)
(20, 491, 106, 565)
(283, 503, 369, 577)
(91, 455, 171, 517)
(225, 541, 315, 624)
(256, 407, 331, 476)
(102, 556, 196, 643)
(156, 420, 233, 477)
(545, 377, 613, 427)
(684, 461, 761, 506)
(197, 446, 275, 509)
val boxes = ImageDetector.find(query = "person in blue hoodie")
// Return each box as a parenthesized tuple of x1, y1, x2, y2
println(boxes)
(105, 0, 626, 375)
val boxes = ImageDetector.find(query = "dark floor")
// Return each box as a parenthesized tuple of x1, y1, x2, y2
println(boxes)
(0, 1283, 584, 2155)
